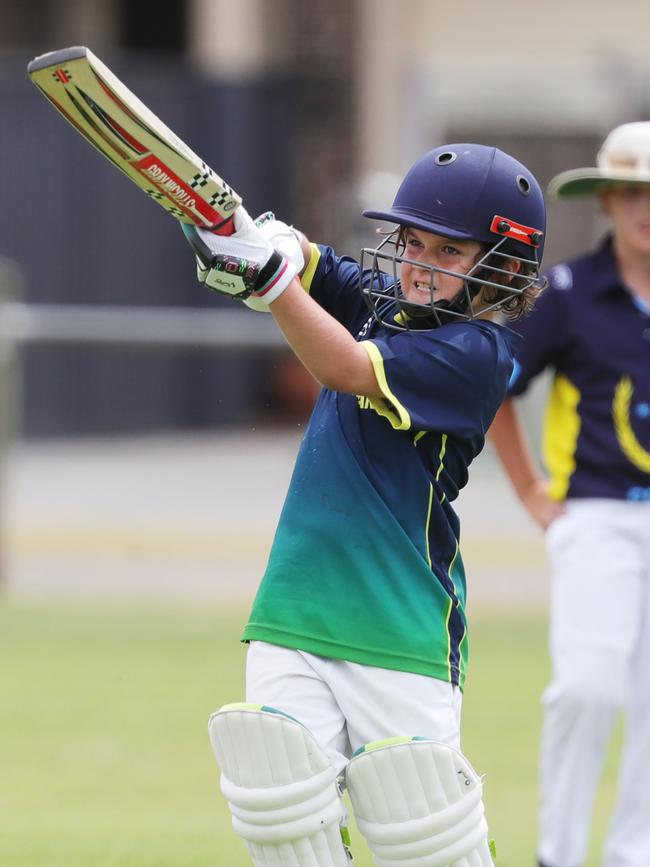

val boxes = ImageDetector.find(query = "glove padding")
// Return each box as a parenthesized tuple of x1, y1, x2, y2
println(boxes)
(241, 212, 305, 313)
(253, 212, 305, 273)
(181, 207, 297, 305)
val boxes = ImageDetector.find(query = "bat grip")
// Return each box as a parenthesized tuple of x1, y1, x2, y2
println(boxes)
(209, 215, 236, 236)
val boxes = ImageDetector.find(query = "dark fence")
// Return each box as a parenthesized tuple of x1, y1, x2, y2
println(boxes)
(0, 52, 299, 436)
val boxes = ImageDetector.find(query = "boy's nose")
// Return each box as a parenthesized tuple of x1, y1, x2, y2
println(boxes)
(414, 256, 439, 273)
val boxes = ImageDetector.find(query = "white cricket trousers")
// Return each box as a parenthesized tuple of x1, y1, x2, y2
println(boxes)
(538, 499, 650, 867)
(246, 640, 462, 776)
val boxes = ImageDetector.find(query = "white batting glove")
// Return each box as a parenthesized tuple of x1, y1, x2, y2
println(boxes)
(181, 207, 296, 304)
(253, 212, 305, 273)
(241, 212, 305, 313)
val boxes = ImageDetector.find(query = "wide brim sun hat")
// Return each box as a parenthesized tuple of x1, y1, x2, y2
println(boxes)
(548, 121, 650, 198)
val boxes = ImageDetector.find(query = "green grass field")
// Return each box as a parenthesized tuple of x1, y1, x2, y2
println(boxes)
(0, 603, 622, 867)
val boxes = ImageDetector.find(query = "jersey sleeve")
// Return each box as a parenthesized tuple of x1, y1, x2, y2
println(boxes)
(508, 266, 574, 397)
(300, 243, 372, 330)
(359, 323, 511, 439)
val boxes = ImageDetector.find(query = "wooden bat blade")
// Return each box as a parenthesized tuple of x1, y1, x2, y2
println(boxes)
(28, 46, 240, 234)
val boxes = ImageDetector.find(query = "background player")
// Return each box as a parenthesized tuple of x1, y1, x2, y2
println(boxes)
(490, 122, 650, 867)
(184, 143, 546, 866)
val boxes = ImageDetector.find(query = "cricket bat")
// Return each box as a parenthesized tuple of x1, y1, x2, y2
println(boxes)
(27, 46, 241, 235)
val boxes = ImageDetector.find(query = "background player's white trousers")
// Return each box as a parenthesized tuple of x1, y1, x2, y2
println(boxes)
(538, 499, 650, 867)
(246, 640, 462, 775)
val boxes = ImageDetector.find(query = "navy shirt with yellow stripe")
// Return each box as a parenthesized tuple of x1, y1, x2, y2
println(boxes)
(243, 244, 521, 688)
(508, 237, 650, 502)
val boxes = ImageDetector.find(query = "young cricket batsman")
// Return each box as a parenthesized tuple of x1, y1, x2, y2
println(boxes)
(182, 143, 547, 866)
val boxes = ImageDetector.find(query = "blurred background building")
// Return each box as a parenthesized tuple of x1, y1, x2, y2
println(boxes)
(1, 0, 649, 437)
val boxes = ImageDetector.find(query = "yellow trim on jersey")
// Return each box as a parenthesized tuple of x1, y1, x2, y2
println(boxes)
(434, 433, 448, 502)
(299, 243, 321, 294)
(359, 340, 412, 430)
(447, 541, 462, 683)
(542, 374, 581, 501)
(458, 626, 468, 684)
(435, 434, 448, 481)
(424, 482, 434, 568)
(613, 376, 650, 472)
(393, 310, 417, 328)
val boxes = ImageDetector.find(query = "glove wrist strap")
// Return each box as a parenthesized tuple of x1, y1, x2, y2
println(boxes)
(254, 250, 296, 304)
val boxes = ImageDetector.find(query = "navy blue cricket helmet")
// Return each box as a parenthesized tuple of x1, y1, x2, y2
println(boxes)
(360, 143, 546, 329)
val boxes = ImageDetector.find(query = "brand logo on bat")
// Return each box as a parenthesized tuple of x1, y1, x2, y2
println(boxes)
(143, 162, 197, 210)
(53, 67, 71, 83)
(29, 47, 238, 231)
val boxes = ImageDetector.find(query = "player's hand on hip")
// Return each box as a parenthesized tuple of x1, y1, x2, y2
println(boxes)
(181, 207, 297, 304)
(521, 479, 566, 531)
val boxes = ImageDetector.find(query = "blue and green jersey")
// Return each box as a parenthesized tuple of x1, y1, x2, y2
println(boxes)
(243, 245, 521, 688)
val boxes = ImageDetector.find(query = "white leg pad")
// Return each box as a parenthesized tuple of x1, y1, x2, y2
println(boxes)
(209, 703, 351, 866)
(346, 737, 494, 867)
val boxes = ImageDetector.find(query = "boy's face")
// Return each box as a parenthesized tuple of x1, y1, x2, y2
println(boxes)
(599, 185, 650, 256)
(399, 227, 484, 306)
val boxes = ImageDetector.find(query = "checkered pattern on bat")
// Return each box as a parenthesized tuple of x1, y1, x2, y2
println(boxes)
(191, 163, 212, 190)
(208, 187, 235, 208)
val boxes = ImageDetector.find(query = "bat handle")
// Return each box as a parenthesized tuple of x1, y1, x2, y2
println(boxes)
(208, 215, 236, 236)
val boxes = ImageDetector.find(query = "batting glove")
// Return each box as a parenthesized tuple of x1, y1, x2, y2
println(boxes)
(253, 211, 305, 273)
(181, 208, 297, 305)
(241, 212, 305, 313)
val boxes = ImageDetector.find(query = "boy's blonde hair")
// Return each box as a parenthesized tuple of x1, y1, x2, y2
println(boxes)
(474, 252, 546, 319)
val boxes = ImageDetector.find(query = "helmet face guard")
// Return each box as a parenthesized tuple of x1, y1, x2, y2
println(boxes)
(360, 143, 546, 330)
(360, 222, 544, 331)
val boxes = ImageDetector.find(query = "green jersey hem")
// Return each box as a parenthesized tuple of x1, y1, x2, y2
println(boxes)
(242, 624, 465, 690)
